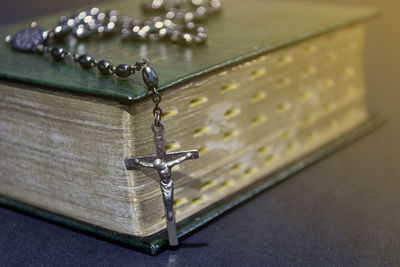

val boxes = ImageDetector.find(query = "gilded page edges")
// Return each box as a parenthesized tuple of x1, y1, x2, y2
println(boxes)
(121, 107, 145, 235)
(127, 23, 370, 236)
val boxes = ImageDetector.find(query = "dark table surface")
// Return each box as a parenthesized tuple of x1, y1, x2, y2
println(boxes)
(1, 0, 399, 266)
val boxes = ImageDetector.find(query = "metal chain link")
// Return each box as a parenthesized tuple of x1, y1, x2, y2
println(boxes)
(152, 87, 163, 127)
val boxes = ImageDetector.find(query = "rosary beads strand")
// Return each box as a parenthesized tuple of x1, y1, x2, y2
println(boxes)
(5, 0, 222, 78)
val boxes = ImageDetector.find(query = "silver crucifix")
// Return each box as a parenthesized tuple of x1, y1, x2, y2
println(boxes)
(125, 122, 199, 246)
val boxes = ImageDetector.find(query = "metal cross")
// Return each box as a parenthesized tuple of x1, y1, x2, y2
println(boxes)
(125, 122, 199, 246)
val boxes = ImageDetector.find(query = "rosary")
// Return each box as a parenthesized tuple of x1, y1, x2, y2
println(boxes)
(5, 0, 222, 246)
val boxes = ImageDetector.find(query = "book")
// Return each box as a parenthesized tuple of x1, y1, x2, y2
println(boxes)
(0, 0, 380, 254)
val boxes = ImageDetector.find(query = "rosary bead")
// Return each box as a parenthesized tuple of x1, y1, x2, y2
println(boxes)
(136, 29, 148, 40)
(185, 22, 196, 31)
(108, 10, 118, 17)
(109, 15, 118, 23)
(66, 19, 75, 28)
(40, 30, 49, 41)
(194, 7, 207, 21)
(115, 64, 132, 77)
(51, 46, 66, 61)
(158, 28, 169, 39)
(181, 33, 193, 45)
(149, 0, 164, 10)
(59, 16, 68, 24)
(97, 12, 106, 21)
(30, 21, 38, 28)
(88, 21, 97, 31)
(97, 60, 114, 75)
(141, 25, 151, 33)
(83, 15, 94, 24)
(4, 35, 11, 44)
(90, 7, 100, 16)
(163, 18, 174, 28)
(191, 0, 202, 5)
(197, 32, 208, 41)
(184, 12, 194, 22)
(78, 11, 88, 21)
(132, 25, 141, 33)
(142, 65, 159, 89)
(165, 11, 175, 20)
(78, 54, 94, 69)
(105, 22, 116, 33)
(73, 25, 91, 39)
(197, 26, 205, 33)
(53, 24, 70, 38)
(210, 0, 222, 10)
(174, 11, 185, 22)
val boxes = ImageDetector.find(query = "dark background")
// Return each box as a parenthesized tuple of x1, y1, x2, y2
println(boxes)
(0, 0, 399, 266)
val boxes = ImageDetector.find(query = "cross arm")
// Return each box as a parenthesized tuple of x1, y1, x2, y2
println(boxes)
(165, 150, 199, 168)
(125, 155, 157, 170)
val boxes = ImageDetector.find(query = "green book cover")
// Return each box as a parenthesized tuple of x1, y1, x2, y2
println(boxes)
(0, 0, 376, 102)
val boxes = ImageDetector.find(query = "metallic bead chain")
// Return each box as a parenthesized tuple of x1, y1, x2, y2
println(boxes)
(49, 0, 222, 44)
(5, 0, 222, 78)
(35, 42, 151, 78)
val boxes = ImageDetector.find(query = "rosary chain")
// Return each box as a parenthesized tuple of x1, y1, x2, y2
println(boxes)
(5, 0, 222, 78)
(5, 0, 221, 124)
(26, 42, 150, 78)
(152, 87, 163, 127)
(31, 0, 221, 45)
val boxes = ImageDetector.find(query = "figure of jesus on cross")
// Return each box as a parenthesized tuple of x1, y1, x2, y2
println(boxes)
(125, 122, 199, 246)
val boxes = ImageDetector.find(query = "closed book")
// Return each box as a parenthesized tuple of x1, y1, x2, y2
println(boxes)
(0, 0, 380, 254)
